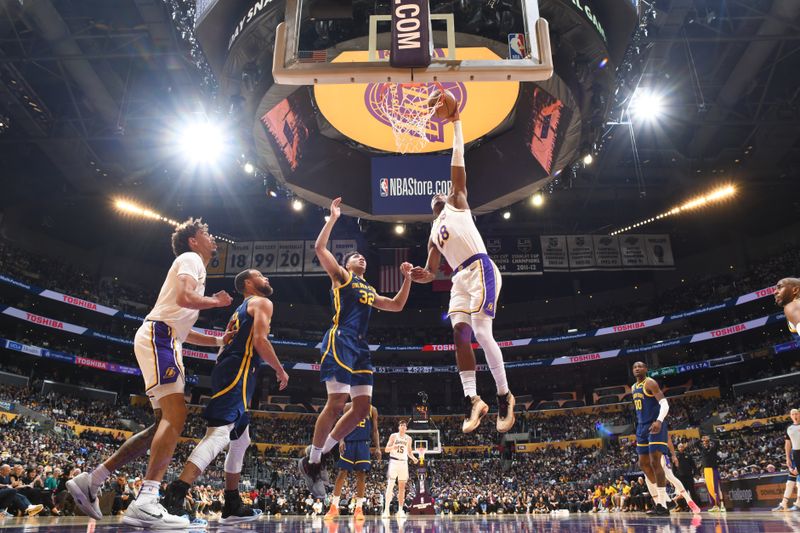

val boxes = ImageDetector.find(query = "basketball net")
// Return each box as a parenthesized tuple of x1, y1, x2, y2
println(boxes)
(415, 447, 426, 466)
(377, 82, 443, 154)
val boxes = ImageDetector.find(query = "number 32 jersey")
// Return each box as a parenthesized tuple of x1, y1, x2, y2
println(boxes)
(330, 272, 376, 338)
(430, 203, 488, 269)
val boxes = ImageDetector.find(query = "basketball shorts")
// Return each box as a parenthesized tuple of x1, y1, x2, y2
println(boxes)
(635, 420, 669, 455)
(134, 320, 185, 409)
(789, 451, 800, 482)
(448, 254, 501, 322)
(319, 328, 373, 388)
(387, 458, 410, 481)
(337, 440, 371, 472)
(204, 352, 258, 426)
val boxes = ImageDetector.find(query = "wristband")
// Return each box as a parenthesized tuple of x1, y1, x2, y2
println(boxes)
(215, 336, 225, 347)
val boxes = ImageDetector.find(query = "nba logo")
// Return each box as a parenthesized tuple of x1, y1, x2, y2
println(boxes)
(379, 178, 389, 197)
(508, 33, 526, 59)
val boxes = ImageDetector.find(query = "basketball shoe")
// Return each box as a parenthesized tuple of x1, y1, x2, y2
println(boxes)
(462, 395, 489, 433)
(324, 503, 339, 520)
(496, 392, 516, 433)
(122, 497, 193, 529)
(66, 472, 102, 520)
(353, 506, 365, 521)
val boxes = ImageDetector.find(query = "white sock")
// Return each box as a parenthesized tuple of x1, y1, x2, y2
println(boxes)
(784, 481, 796, 500)
(644, 477, 658, 503)
(321, 435, 339, 454)
(356, 498, 365, 508)
(90, 464, 110, 492)
(138, 480, 160, 501)
(657, 487, 668, 508)
(310, 445, 323, 464)
(472, 318, 509, 395)
(459, 370, 477, 398)
(331, 495, 340, 507)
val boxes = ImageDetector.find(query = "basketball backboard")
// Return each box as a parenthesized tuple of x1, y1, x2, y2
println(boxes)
(273, 0, 552, 84)
(407, 428, 441, 455)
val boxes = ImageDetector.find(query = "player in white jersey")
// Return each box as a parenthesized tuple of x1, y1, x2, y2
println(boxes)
(773, 409, 800, 511)
(382, 420, 418, 518)
(67, 219, 233, 529)
(410, 100, 515, 434)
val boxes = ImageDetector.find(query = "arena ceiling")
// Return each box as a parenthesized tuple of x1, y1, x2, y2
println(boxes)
(0, 0, 798, 246)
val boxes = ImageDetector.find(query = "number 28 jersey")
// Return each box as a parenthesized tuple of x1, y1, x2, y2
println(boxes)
(430, 203, 488, 269)
(329, 272, 376, 338)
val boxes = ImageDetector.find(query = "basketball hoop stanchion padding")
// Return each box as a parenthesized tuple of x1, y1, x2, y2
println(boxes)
(410, 449, 435, 515)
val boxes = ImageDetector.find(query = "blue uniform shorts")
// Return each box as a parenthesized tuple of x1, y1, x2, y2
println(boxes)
(635, 420, 669, 455)
(337, 440, 372, 472)
(204, 353, 256, 426)
(319, 328, 373, 387)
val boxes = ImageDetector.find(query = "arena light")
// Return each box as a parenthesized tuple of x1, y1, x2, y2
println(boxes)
(610, 184, 736, 236)
(502, 211, 511, 220)
(292, 198, 304, 211)
(628, 88, 664, 121)
(394, 224, 405, 235)
(177, 119, 226, 165)
(113, 197, 234, 244)
(243, 162, 255, 174)
(531, 193, 544, 208)
(583, 154, 593, 166)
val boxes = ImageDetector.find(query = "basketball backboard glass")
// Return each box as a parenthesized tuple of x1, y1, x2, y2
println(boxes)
(273, 0, 552, 84)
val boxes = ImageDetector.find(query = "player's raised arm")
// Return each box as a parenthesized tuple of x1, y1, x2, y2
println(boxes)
(410, 238, 441, 284)
(250, 297, 289, 390)
(645, 378, 668, 434)
(373, 262, 413, 312)
(315, 197, 349, 285)
(447, 106, 468, 210)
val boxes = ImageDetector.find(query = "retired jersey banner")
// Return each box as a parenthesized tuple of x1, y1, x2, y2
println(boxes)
(371, 155, 451, 216)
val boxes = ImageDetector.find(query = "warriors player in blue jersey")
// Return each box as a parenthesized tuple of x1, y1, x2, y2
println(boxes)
(775, 278, 800, 339)
(162, 269, 289, 524)
(409, 100, 515, 435)
(299, 197, 412, 497)
(631, 361, 671, 516)
(324, 402, 380, 521)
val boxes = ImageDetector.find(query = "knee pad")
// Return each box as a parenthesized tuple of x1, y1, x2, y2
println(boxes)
(188, 424, 233, 473)
(225, 425, 251, 474)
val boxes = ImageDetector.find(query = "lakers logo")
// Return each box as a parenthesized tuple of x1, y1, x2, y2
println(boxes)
(365, 79, 466, 143)
(487, 303, 494, 311)
(163, 367, 177, 379)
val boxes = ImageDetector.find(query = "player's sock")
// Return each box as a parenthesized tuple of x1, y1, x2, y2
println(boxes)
(657, 487, 668, 508)
(356, 498, 365, 508)
(321, 435, 338, 454)
(331, 496, 340, 507)
(90, 464, 110, 493)
(784, 481, 796, 501)
(472, 318, 509, 395)
(137, 480, 160, 502)
(644, 477, 658, 505)
(459, 370, 477, 398)
(310, 445, 324, 464)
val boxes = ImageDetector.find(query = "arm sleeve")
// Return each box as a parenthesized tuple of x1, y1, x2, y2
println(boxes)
(176, 253, 204, 281)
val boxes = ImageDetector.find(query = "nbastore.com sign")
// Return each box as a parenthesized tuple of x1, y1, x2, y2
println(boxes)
(371, 155, 450, 215)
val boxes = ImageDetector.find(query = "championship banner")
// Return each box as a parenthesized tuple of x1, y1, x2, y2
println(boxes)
(540, 235, 569, 271)
(566, 235, 595, 271)
(592, 235, 622, 269)
(485, 237, 543, 275)
(618, 235, 648, 268)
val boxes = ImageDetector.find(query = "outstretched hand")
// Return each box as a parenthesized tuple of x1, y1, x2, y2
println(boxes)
(329, 197, 342, 221)
(409, 266, 435, 283)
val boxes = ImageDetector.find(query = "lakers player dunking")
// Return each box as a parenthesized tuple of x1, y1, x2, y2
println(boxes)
(409, 102, 515, 434)
(67, 219, 233, 529)
(631, 361, 671, 516)
(162, 269, 289, 524)
(382, 420, 418, 518)
(299, 197, 413, 497)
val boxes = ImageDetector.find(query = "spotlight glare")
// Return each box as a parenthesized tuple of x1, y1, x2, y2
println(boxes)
(394, 224, 405, 235)
(178, 120, 225, 164)
(243, 162, 255, 174)
(629, 88, 664, 121)
(531, 193, 544, 207)
(583, 154, 593, 165)
(502, 211, 511, 220)
(292, 198, 304, 211)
